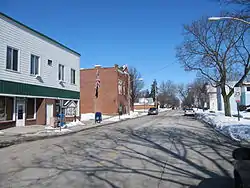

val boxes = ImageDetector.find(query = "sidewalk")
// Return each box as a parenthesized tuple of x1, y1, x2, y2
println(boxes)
(0, 111, 150, 149)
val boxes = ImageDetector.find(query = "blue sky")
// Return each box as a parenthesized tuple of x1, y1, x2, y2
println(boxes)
(0, 0, 225, 89)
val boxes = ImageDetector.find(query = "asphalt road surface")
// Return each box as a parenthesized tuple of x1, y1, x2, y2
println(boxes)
(0, 110, 240, 188)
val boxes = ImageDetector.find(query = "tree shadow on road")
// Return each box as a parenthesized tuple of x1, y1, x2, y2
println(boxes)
(1, 120, 241, 188)
(189, 177, 234, 188)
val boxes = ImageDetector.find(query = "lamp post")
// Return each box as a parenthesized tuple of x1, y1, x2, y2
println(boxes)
(208, 16, 250, 25)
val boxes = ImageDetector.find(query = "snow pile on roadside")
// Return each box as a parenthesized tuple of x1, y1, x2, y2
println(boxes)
(229, 125, 250, 141)
(66, 119, 85, 127)
(240, 111, 250, 119)
(54, 129, 72, 133)
(36, 127, 72, 134)
(196, 112, 250, 141)
(106, 111, 147, 122)
(81, 113, 111, 121)
(158, 108, 172, 112)
(81, 113, 95, 121)
(43, 119, 84, 132)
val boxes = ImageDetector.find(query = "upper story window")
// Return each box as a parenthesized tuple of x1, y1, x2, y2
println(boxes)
(48, 59, 52, 66)
(6, 46, 18, 71)
(30, 54, 40, 75)
(71, 69, 76, 84)
(58, 64, 64, 81)
(118, 80, 123, 95)
(247, 87, 250, 92)
(123, 83, 126, 95)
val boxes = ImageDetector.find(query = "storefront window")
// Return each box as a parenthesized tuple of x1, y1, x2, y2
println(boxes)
(27, 98, 35, 119)
(0, 97, 13, 121)
(64, 100, 78, 117)
(0, 97, 6, 121)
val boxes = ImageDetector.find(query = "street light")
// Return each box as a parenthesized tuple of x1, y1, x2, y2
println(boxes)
(208, 16, 250, 25)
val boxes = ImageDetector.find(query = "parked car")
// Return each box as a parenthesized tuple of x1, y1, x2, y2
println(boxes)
(184, 108, 195, 116)
(148, 107, 158, 115)
(233, 147, 250, 188)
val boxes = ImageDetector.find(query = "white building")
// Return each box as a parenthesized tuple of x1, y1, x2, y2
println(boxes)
(0, 12, 80, 129)
(207, 82, 250, 113)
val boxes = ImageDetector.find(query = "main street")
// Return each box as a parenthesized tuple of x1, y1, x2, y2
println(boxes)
(0, 110, 239, 188)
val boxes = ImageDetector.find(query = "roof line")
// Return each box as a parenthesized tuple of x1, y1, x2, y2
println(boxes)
(0, 12, 81, 56)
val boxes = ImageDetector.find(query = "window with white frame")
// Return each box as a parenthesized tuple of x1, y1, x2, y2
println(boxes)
(58, 64, 64, 81)
(71, 69, 76, 84)
(123, 83, 125, 95)
(118, 80, 123, 95)
(6, 46, 18, 71)
(30, 54, 40, 75)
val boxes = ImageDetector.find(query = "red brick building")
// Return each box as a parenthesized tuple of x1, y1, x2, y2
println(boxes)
(80, 65, 130, 115)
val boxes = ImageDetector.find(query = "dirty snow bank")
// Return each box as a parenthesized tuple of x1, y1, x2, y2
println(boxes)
(81, 113, 111, 121)
(196, 112, 250, 142)
(106, 111, 147, 122)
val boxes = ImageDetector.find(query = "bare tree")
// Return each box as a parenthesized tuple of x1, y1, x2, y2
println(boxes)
(138, 89, 150, 99)
(176, 16, 249, 116)
(158, 80, 179, 107)
(129, 67, 144, 109)
(190, 77, 209, 108)
(219, 0, 250, 16)
(177, 84, 194, 108)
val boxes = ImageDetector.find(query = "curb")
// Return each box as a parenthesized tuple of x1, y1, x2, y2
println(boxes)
(0, 113, 148, 149)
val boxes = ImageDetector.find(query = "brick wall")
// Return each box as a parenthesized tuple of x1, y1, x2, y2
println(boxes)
(36, 98, 46, 125)
(0, 121, 15, 130)
(80, 66, 129, 115)
(36, 98, 56, 125)
(25, 119, 36, 126)
(117, 70, 129, 114)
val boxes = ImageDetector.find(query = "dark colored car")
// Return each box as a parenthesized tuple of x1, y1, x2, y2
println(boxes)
(148, 107, 158, 115)
(233, 147, 250, 188)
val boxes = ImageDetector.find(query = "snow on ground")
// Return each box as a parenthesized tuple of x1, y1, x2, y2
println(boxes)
(239, 111, 250, 119)
(66, 119, 85, 127)
(81, 108, 169, 123)
(0, 131, 4, 135)
(42, 119, 84, 134)
(196, 111, 250, 142)
(105, 111, 147, 122)
(134, 108, 172, 113)
(81, 113, 111, 121)
(158, 108, 172, 112)
(54, 129, 72, 133)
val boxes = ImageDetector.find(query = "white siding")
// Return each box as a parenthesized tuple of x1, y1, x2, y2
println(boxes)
(0, 15, 80, 92)
(245, 87, 250, 105)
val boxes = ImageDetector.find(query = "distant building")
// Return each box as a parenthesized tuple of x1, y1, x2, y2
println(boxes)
(134, 98, 155, 111)
(0, 13, 80, 129)
(80, 64, 130, 115)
